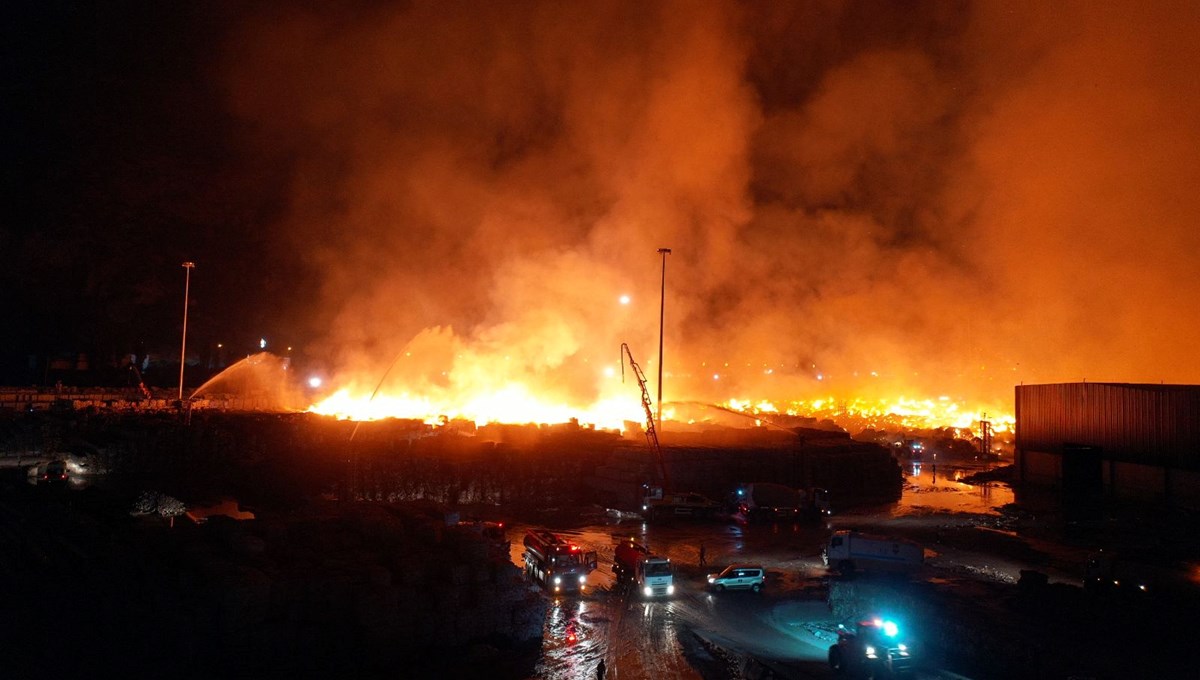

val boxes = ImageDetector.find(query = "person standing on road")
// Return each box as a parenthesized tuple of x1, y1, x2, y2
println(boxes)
(698, 543, 707, 567)
(596, 659, 606, 679)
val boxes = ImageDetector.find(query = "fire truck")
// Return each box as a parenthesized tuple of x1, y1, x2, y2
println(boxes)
(523, 529, 598, 594)
(614, 538, 675, 597)
(828, 617, 915, 678)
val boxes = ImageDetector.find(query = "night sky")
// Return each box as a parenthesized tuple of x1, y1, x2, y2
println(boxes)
(4, 1, 1200, 410)
(4, 2, 303, 383)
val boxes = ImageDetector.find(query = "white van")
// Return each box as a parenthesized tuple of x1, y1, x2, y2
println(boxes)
(707, 564, 764, 592)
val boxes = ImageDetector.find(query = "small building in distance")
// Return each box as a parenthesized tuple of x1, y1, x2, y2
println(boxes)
(1015, 382, 1200, 510)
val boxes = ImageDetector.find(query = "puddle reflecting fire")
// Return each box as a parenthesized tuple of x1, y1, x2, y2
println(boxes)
(893, 460, 1014, 516)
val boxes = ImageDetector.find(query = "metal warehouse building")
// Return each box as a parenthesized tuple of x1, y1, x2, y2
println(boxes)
(1015, 383, 1200, 509)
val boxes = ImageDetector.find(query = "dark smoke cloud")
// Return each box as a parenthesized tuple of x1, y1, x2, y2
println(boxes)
(221, 0, 1200, 413)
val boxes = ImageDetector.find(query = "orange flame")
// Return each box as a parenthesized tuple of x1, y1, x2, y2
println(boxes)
(310, 382, 1012, 438)
(310, 384, 644, 430)
(725, 395, 1015, 437)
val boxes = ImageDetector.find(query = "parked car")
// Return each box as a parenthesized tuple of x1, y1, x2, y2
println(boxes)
(707, 564, 764, 592)
(38, 460, 69, 486)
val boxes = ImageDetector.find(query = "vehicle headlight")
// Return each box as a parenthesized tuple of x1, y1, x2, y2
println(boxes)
(667, 584, 675, 595)
(554, 576, 562, 585)
(579, 575, 586, 584)
(707, 577, 715, 584)
(865, 645, 877, 659)
(643, 586, 653, 597)
(898, 644, 907, 652)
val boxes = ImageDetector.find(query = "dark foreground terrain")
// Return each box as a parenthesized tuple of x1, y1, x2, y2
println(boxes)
(2, 410, 1198, 679)
(0, 476, 551, 678)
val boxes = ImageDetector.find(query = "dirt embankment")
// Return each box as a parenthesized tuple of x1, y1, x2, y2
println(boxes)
(0, 483, 546, 678)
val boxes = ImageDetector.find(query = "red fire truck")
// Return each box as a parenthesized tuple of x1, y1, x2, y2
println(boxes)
(523, 529, 598, 594)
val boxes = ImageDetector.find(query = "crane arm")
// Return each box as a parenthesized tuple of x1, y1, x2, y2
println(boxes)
(621, 343, 669, 492)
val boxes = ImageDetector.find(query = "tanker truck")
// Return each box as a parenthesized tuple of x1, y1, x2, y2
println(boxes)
(822, 530, 924, 576)
(614, 538, 675, 597)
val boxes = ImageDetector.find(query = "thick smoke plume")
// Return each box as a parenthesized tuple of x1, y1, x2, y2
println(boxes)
(222, 0, 1200, 417)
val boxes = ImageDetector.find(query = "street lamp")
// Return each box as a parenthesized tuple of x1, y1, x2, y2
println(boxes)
(656, 247, 671, 429)
(178, 261, 195, 402)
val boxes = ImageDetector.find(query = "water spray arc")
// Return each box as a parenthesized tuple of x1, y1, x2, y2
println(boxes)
(188, 352, 299, 408)
(656, 247, 671, 429)
(178, 261, 195, 403)
(349, 348, 411, 442)
(337, 348, 413, 503)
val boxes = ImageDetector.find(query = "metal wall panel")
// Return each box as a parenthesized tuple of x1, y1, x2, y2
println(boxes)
(1015, 383, 1200, 469)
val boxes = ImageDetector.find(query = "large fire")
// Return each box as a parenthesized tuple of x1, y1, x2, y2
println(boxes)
(210, 1, 1200, 461)
(310, 384, 642, 431)
(308, 372, 1013, 439)
(724, 396, 1015, 434)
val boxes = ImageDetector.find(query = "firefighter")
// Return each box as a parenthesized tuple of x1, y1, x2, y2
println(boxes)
(699, 543, 707, 567)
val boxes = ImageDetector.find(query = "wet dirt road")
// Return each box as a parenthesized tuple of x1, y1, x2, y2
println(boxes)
(512, 517, 837, 680)
(510, 463, 1039, 680)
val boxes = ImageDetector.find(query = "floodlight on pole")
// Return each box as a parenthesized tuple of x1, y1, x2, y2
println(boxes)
(178, 261, 195, 402)
(656, 248, 671, 430)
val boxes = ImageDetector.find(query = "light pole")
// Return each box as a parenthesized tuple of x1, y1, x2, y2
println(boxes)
(656, 247, 671, 429)
(178, 261, 195, 402)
